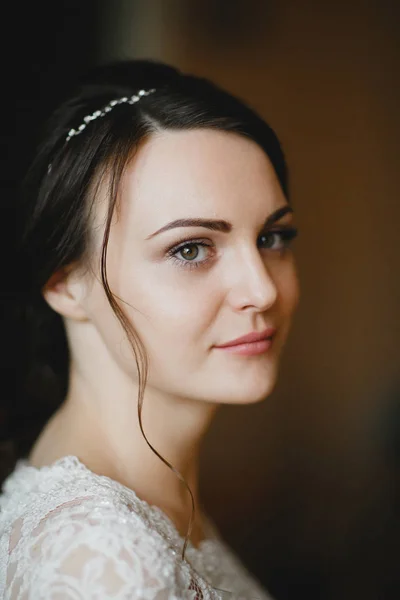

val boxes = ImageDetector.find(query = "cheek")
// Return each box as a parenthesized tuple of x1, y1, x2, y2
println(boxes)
(120, 274, 219, 353)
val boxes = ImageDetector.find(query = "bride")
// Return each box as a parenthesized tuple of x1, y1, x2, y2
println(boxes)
(2, 59, 299, 598)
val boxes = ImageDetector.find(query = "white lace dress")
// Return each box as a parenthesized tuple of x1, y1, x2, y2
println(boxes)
(0, 455, 273, 599)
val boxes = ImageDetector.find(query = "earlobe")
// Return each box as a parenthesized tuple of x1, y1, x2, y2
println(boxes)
(42, 265, 89, 322)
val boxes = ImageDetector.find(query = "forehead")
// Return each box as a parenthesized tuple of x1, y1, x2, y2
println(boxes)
(117, 128, 285, 233)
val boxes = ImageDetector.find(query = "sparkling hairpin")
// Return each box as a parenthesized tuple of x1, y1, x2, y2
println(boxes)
(66, 88, 156, 142)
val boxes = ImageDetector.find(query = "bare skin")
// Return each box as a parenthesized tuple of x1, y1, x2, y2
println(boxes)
(30, 129, 300, 547)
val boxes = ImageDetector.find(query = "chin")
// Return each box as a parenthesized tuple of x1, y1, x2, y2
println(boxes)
(219, 375, 278, 406)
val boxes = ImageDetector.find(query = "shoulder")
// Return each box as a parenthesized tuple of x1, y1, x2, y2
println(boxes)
(0, 455, 151, 534)
(6, 495, 189, 598)
(0, 457, 196, 598)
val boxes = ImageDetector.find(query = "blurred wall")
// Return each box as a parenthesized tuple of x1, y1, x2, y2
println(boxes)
(97, 1, 400, 597)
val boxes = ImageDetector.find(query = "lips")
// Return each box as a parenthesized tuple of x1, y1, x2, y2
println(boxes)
(215, 327, 277, 348)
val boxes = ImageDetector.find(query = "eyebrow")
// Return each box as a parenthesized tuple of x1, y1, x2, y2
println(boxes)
(145, 205, 293, 240)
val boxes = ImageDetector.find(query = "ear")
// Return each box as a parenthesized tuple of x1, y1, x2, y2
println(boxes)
(42, 264, 89, 322)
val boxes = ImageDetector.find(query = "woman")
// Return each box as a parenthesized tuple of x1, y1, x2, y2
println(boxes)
(1, 59, 300, 598)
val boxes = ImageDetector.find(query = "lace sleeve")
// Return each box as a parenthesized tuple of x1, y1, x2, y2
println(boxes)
(5, 495, 203, 600)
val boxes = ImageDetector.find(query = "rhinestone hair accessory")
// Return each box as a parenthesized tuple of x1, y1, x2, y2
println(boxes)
(66, 88, 156, 142)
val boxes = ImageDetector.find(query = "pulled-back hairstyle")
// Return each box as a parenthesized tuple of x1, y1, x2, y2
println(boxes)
(12, 59, 288, 559)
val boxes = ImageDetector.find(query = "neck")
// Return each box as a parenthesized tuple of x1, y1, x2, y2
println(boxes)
(30, 361, 218, 532)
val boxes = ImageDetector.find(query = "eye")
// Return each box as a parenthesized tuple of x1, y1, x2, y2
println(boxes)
(166, 240, 214, 271)
(259, 228, 298, 252)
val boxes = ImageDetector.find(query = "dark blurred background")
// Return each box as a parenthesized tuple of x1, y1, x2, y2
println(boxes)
(5, 1, 400, 599)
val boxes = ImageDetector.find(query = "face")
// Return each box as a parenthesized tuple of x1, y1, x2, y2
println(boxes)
(82, 129, 300, 406)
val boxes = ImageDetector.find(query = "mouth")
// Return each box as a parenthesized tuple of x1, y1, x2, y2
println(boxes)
(214, 327, 277, 349)
(214, 335, 274, 356)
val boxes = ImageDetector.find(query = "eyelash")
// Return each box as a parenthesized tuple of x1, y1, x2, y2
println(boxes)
(166, 227, 299, 271)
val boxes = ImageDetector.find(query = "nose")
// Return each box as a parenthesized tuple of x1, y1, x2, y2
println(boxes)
(226, 247, 278, 312)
